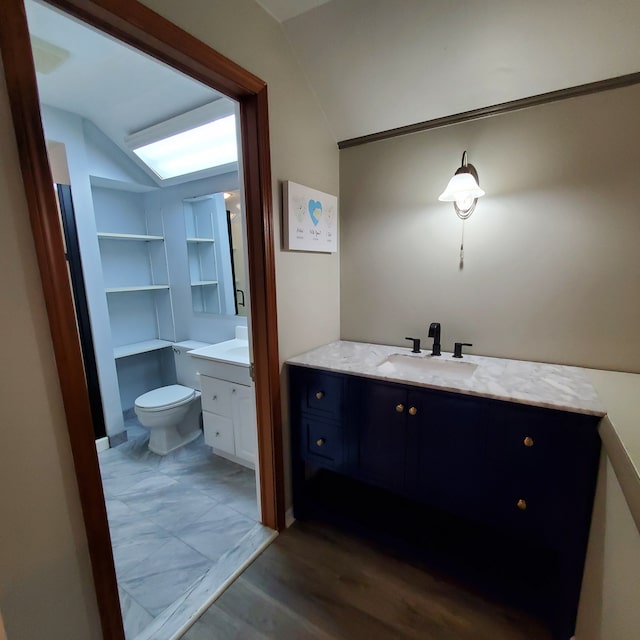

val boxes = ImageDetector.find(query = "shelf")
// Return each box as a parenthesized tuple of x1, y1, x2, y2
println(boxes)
(98, 232, 164, 241)
(105, 285, 170, 293)
(114, 339, 173, 359)
(191, 280, 219, 286)
(186, 237, 215, 243)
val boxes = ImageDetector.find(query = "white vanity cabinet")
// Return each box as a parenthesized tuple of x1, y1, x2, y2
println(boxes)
(200, 375, 257, 468)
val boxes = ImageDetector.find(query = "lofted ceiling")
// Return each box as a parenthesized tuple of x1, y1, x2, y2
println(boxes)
(24, 0, 640, 153)
(280, 0, 640, 142)
(25, 0, 231, 185)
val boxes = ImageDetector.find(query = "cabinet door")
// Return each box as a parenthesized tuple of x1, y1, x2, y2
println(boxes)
(410, 389, 488, 521)
(232, 384, 258, 465)
(356, 379, 409, 494)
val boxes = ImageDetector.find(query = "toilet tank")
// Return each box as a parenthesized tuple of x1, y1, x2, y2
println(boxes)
(173, 341, 210, 391)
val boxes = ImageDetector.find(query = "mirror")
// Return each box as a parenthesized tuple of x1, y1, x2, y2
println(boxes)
(183, 190, 246, 316)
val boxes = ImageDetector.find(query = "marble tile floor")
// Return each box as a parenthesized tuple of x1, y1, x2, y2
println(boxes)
(99, 421, 269, 640)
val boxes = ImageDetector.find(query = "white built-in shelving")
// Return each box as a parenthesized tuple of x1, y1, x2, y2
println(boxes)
(186, 237, 215, 243)
(105, 285, 170, 293)
(184, 198, 222, 314)
(92, 184, 175, 355)
(113, 339, 173, 359)
(97, 232, 164, 242)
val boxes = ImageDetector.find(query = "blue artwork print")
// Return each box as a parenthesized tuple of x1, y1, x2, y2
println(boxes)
(286, 181, 337, 252)
(308, 199, 322, 226)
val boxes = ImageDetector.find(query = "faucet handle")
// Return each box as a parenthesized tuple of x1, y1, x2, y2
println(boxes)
(453, 342, 473, 358)
(404, 337, 421, 354)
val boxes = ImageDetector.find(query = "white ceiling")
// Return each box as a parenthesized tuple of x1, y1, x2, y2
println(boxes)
(25, 0, 231, 183)
(282, 0, 640, 141)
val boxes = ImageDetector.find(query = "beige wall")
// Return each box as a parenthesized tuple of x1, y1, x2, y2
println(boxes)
(0, 0, 338, 637)
(0, 63, 102, 639)
(340, 84, 640, 372)
(576, 455, 640, 639)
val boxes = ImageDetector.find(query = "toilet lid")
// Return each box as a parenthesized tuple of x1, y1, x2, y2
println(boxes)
(135, 384, 195, 411)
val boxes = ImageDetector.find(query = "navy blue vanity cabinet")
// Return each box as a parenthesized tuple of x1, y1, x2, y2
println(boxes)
(288, 364, 602, 639)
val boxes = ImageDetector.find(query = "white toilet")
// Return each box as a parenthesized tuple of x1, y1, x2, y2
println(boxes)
(134, 342, 207, 455)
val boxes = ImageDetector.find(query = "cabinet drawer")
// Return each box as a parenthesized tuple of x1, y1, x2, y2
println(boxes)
(297, 368, 344, 421)
(203, 410, 235, 455)
(301, 418, 344, 470)
(200, 376, 233, 416)
(487, 402, 594, 471)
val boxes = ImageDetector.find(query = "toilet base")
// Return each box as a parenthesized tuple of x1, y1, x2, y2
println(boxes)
(148, 426, 201, 456)
(141, 394, 202, 456)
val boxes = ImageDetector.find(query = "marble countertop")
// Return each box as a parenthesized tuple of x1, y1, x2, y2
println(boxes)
(287, 340, 606, 416)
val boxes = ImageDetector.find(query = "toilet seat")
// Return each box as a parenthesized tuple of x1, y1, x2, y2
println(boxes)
(135, 384, 195, 412)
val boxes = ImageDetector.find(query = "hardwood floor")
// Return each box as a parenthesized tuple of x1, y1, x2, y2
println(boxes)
(182, 519, 552, 639)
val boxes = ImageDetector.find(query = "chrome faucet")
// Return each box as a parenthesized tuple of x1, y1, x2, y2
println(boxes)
(428, 322, 441, 356)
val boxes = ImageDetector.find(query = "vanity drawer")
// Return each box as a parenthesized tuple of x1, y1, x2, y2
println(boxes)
(487, 402, 597, 474)
(296, 367, 344, 421)
(203, 410, 235, 455)
(301, 418, 344, 470)
(200, 376, 233, 416)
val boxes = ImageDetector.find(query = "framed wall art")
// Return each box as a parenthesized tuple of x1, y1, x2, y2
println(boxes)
(283, 181, 338, 253)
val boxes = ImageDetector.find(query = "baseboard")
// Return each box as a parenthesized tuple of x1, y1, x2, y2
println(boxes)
(285, 507, 295, 528)
(108, 431, 128, 448)
(95, 436, 110, 453)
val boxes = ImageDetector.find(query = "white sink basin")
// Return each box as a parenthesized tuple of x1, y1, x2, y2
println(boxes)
(188, 339, 251, 385)
(377, 354, 478, 379)
(189, 339, 249, 365)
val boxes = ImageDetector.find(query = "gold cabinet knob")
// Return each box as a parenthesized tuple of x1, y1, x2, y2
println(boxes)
(315, 391, 324, 400)
(395, 403, 405, 413)
(523, 436, 534, 447)
(517, 499, 527, 511)
(316, 438, 326, 447)
(409, 406, 418, 416)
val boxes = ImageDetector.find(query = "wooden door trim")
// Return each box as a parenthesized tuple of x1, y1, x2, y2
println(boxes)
(0, 1, 285, 639)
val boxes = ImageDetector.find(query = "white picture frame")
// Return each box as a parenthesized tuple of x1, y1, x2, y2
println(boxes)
(283, 181, 338, 253)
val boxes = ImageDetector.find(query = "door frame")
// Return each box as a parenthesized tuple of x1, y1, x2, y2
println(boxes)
(0, 1, 285, 638)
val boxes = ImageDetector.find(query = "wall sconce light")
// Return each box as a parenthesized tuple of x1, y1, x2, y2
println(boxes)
(438, 151, 485, 220)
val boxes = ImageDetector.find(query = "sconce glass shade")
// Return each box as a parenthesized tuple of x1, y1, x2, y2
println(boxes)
(438, 172, 485, 202)
(439, 151, 485, 220)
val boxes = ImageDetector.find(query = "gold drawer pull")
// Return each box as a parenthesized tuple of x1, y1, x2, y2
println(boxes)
(316, 438, 326, 447)
(409, 406, 418, 416)
(315, 391, 324, 400)
(395, 403, 405, 413)
(517, 499, 527, 511)
(523, 436, 534, 447)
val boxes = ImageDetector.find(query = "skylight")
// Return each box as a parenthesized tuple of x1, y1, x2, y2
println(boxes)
(131, 114, 237, 180)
